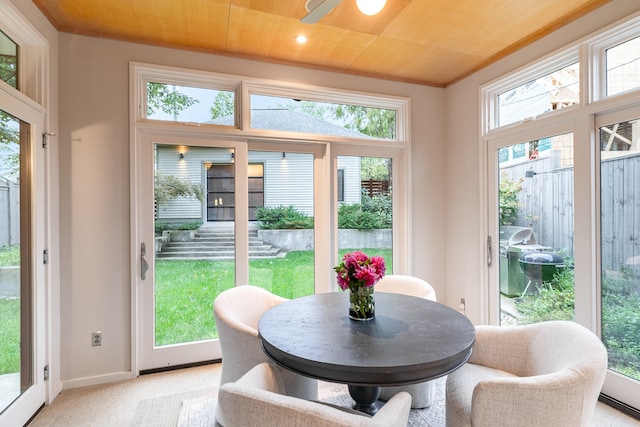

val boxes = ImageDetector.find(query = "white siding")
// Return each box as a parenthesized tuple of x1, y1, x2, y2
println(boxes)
(256, 151, 314, 216)
(156, 147, 362, 220)
(338, 156, 362, 205)
(156, 145, 232, 221)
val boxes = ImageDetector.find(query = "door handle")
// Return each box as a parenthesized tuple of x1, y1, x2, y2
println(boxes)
(141, 243, 149, 280)
(487, 236, 492, 267)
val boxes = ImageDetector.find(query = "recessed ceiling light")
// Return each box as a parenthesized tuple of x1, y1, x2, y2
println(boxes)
(356, 0, 386, 16)
(295, 35, 308, 44)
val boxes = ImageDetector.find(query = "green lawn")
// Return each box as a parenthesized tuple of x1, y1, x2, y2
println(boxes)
(0, 298, 20, 375)
(0, 249, 392, 371)
(154, 249, 392, 345)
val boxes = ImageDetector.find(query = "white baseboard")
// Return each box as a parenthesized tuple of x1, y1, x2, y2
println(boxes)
(61, 371, 136, 390)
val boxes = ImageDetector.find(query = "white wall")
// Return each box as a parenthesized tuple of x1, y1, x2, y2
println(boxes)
(444, 0, 640, 323)
(57, 33, 446, 384)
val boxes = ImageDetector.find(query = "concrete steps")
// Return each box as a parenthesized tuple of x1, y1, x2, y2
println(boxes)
(156, 228, 283, 260)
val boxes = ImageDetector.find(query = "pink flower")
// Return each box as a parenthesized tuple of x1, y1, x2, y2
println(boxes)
(334, 251, 386, 291)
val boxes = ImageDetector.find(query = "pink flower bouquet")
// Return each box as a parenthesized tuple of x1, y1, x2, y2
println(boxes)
(334, 251, 386, 291)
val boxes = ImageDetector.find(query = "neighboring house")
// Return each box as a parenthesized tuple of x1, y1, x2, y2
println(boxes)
(155, 109, 363, 223)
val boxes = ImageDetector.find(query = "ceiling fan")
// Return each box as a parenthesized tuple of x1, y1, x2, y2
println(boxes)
(300, 0, 386, 24)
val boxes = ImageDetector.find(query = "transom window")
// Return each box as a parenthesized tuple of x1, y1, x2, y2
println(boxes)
(497, 62, 579, 127)
(606, 35, 640, 96)
(0, 29, 17, 88)
(246, 94, 397, 140)
(136, 64, 407, 144)
(484, 17, 640, 133)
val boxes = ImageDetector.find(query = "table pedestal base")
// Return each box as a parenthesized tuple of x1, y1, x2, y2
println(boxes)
(347, 385, 381, 415)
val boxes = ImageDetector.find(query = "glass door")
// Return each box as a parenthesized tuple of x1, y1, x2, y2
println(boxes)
(488, 129, 575, 326)
(0, 87, 46, 425)
(597, 107, 640, 409)
(247, 148, 316, 299)
(137, 133, 246, 370)
(336, 155, 393, 271)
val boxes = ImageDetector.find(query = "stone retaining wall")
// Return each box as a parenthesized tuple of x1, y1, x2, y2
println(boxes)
(259, 229, 391, 251)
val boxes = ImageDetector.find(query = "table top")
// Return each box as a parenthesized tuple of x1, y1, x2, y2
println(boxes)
(258, 292, 475, 387)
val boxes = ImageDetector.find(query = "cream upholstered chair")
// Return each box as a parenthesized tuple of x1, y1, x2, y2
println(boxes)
(213, 285, 317, 401)
(217, 363, 412, 427)
(375, 274, 438, 408)
(446, 321, 608, 427)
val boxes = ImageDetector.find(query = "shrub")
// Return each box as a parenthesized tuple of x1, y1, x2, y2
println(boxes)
(361, 194, 392, 228)
(515, 260, 575, 323)
(155, 221, 202, 234)
(515, 259, 640, 380)
(338, 194, 392, 230)
(499, 172, 523, 226)
(0, 245, 20, 267)
(256, 206, 314, 229)
(601, 267, 640, 377)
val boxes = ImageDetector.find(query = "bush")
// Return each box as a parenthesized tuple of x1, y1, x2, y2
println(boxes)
(515, 259, 640, 380)
(602, 267, 640, 377)
(362, 194, 392, 228)
(338, 203, 379, 229)
(339, 194, 392, 230)
(515, 260, 575, 323)
(499, 172, 523, 226)
(0, 245, 20, 267)
(256, 206, 314, 229)
(155, 221, 202, 234)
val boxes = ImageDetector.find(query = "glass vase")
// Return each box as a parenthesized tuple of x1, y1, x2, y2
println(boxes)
(349, 285, 375, 321)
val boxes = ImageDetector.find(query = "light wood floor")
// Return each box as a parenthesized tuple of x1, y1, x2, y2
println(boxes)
(27, 362, 640, 426)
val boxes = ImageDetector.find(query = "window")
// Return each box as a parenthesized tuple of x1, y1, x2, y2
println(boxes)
(497, 62, 579, 127)
(146, 82, 236, 125)
(248, 94, 397, 140)
(0, 30, 17, 88)
(483, 12, 640, 411)
(337, 169, 345, 202)
(606, 36, 640, 96)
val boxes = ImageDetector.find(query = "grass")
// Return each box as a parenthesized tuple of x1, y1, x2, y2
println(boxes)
(0, 245, 20, 375)
(154, 249, 392, 345)
(0, 248, 393, 368)
(0, 298, 20, 375)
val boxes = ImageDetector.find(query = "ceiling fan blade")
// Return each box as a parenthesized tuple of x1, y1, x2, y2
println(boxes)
(300, 0, 343, 24)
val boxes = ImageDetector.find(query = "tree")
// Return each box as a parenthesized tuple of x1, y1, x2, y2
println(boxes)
(210, 91, 235, 119)
(0, 51, 17, 88)
(0, 110, 19, 173)
(154, 172, 203, 207)
(333, 105, 396, 139)
(499, 171, 524, 226)
(147, 82, 198, 120)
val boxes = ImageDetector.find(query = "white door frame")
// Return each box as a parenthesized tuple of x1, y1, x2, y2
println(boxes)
(0, 82, 47, 427)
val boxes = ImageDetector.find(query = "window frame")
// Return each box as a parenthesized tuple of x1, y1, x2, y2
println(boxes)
(482, 47, 581, 135)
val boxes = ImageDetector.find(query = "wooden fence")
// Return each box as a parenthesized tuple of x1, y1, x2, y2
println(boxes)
(0, 179, 20, 247)
(361, 179, 390, 197)
(502, 152, 640, 269)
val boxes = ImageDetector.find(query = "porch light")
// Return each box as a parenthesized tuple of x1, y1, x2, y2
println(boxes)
(356, 0, 386, 16)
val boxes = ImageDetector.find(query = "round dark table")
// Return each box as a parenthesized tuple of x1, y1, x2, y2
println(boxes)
(258, 292, 475, 414)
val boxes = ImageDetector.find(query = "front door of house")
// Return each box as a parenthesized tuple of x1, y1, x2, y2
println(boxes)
(207, 163, 263, 221)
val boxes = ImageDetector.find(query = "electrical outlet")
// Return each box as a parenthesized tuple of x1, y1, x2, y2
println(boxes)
(91, 331, 102, 347)
(459, 298, 466, 314)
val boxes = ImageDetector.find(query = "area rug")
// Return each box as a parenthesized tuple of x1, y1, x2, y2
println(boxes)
(132, 377, 446, 426)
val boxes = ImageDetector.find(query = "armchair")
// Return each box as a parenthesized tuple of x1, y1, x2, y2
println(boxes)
(446, 321, 608, 427)
(217, 363, 412, 427)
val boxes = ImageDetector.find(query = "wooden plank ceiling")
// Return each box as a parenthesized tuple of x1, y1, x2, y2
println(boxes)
(32, 0, 611, 87)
